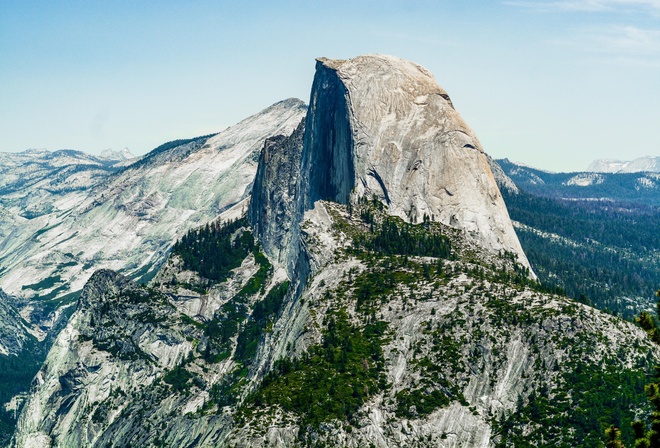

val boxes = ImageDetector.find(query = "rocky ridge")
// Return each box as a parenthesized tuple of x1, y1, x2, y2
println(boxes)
(0, 99, 306, 333)
(13, 199, 656, 447)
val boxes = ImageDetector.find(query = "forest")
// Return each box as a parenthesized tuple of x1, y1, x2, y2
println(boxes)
(501, 188, 660, 318)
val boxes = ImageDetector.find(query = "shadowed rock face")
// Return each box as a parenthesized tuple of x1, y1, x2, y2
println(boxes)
(301, 60, 355, 208)
(249, 119, 306, 271)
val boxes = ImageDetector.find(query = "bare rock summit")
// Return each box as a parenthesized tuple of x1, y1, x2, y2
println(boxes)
(302, 54, 530, 269)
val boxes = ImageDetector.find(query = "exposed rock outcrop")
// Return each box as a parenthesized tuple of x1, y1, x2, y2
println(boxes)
(486, 155, 519, 194)
(302, 55, 530, 269)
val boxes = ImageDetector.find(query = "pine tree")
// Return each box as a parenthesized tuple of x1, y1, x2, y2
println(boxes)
(606, 425, 625, 448)
(629, 289, 660, 448)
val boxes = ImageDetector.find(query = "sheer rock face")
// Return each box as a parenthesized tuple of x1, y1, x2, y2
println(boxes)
(249, 119, 305, 273)
(305, 55, 530, 269)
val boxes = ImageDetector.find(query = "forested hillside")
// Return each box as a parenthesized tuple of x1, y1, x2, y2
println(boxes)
(501, 184, 660, 319)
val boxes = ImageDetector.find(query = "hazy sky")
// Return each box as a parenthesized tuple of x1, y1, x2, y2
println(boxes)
(1, 0, 658, 172)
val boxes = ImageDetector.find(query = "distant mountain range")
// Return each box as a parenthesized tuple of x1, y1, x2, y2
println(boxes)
(586, 156, 660, 173)
(496, 158, 660, 206)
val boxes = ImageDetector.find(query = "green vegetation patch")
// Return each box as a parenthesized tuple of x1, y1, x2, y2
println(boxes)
(172, 217, 254, 284)
(248, 308, 389, 429)
(495, 360, 649, 447)
(207, 365, 249, 409)
(163, 366, 193, 392)
(201, 300, 246, 363)
(351, 204, 451, 259)
(58, 261, 77, 269)
(395, 388, 450, 419)
(234, 281, 290, 365)
(21, 275, 62, 291)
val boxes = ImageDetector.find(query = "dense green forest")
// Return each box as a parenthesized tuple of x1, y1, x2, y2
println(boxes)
(172, 217, 254, 284)
(352, 212, 452, 259)
(501, 188, 660, 318)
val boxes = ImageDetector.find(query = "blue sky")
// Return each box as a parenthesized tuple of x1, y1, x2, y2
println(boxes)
(1, 0, 658, 171)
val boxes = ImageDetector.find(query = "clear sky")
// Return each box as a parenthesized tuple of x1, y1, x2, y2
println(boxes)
(1, 0, 658, 172)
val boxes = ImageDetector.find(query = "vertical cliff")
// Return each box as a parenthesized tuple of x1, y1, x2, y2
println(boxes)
(301, 61, 355, 207)
(300, 55, 530, 270)
(249, 119, 305, 271)
(250, 55, 531, 279)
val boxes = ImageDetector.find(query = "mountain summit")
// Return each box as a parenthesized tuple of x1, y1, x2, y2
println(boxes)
(308, 55, 528, 264)
(98, 148, 136, 162)
(587, 156, 660, 173)
(251, 55, 531, 276)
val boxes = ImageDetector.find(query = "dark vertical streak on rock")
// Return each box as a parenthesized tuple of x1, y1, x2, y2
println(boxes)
(367, 168, 391, 205)
(302, 61, 355, 209)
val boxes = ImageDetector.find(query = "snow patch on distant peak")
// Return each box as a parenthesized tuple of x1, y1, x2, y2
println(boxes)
(508, 166, 545, 185)
(99, 148, 136, 161)
(587, 156, 660, 173)
(564, 173, 605, 187)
